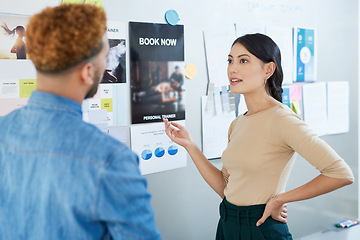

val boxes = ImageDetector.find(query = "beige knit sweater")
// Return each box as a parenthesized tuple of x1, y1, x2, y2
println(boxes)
(221, 104, 354, 206)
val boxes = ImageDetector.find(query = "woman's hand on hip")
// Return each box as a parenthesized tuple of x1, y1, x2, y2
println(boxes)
(256, 195, 288, 227)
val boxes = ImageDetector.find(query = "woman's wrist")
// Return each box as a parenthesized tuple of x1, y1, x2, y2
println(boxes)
(184, 140, 197, 152)
(273, 193, 287, 205)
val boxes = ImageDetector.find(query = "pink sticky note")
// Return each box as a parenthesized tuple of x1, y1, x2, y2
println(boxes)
(289, 85, 302, 101)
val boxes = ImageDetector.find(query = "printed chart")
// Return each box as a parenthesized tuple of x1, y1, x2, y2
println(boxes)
(130, 121, 187, 175)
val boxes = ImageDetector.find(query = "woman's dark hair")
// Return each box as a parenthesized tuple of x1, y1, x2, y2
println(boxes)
(232, 33, 283, 102)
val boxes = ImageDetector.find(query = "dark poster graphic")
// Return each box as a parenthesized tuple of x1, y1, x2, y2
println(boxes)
(101, 22, 127, 84)
(129, 22, 185, 124)
(102, 38, 126, 83)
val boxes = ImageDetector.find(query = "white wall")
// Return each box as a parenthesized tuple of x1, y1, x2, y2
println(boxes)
(0, 0, 58, 15)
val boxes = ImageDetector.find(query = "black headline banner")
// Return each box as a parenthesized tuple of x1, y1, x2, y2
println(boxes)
(129, 22, 184, 61)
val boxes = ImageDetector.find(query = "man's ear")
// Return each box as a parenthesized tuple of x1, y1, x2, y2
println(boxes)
(265, 62, 276, 79)
(80, 62, 94, 86)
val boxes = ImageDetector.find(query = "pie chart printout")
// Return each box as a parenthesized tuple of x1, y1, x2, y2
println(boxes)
(155, 147, 165, 158)
(168, 145, 178, 155)
(141, 149, 152, 160)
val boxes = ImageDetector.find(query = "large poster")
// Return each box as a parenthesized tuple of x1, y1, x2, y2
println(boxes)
(129, 22, 185, 124)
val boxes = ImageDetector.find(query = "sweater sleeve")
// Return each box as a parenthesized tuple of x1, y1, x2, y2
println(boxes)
(276, 111, 354, 182)
(221, 118, 237, 186)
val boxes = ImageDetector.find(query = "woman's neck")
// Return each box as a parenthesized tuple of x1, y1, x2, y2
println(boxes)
(243, 91, 279, 116)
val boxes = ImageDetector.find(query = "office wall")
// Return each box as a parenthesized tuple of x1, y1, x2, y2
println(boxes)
(119, 1, 357, 239)
(0, 0, 358, 239)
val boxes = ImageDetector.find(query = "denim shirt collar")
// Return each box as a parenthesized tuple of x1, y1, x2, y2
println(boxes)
(28, 91, 82, 118)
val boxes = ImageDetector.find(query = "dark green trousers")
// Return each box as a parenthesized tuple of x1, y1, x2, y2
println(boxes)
(216, 198, 293, 240)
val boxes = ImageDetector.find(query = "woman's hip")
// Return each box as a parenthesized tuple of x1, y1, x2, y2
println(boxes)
(216, 197, 293, 240)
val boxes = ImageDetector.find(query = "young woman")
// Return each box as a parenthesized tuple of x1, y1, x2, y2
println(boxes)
(163, 33, 354, 240)
(1, 23, 26, 59)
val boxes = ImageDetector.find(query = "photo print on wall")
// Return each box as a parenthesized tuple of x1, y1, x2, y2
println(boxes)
(0, 14, 29, 60)
(101, 21, 127, 84)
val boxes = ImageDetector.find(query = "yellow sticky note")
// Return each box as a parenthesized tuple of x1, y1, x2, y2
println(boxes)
(291, 100, 302, 115)
(84, 0, 103, 7)
(62, 0, 83, 4)
(101, 98, 113, 112)
(19, 79, 37, 98)
(185, 64, 197, 79)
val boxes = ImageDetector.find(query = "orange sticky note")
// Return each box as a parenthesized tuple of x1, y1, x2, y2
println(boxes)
(185, 64, 197, 79)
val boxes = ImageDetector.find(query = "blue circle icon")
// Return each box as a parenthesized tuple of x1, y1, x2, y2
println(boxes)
(154, 147, 165, 158)
(165, 10, 179, 26)
(168, 145, 178, 155)
(141, 149, 152, 160)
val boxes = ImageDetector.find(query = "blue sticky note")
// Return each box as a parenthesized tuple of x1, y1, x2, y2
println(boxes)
(165, 10, 179, 26)
(282, 87, 290, 108)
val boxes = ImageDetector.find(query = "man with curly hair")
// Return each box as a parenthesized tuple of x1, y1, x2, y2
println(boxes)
(0, 4, 161, 240)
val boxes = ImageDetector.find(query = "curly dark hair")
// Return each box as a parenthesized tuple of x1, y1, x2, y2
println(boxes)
(26, 4, 107, 73)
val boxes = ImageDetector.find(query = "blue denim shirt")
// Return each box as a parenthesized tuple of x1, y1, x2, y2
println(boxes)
(0, 91, 162, 240)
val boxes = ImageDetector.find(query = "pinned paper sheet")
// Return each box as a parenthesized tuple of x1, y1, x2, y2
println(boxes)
(205, 82, 215, 112)
(201, 96, 235, 159)
(99, 84, 113, 98)
(89, 109, 107, 123)
(265, 26, 293, 84)
(88, 109, 108, 133)
(229, 92, 235, 111)
(213, 86, 222, 115)
(204, 24, 236, 87)
(302, 82, 327, 136)
(165, 10, 180, 26)
(327, 81, 349, 135)
(19, 79, 37, 98)
(185, 64, 197, 79)
(131, 121, 187, 175)
(221, 86, 230, 112)
(108, 127, 128, 145)
(89, 99, 101, 110)
(0, 98, 28, 117)
(62, 0, 83, 4)
(0, 79, 19, 98)
(84, 0, 103, 7)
